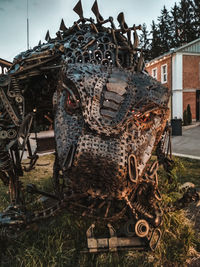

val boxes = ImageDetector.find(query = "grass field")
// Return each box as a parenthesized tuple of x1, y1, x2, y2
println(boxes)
(0, 155, 199, 267)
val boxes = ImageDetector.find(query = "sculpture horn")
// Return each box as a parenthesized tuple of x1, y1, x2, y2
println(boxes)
(60, 19, 67, 31)
(73, 0, 84, 19)
(91, 0, 104, 23)
(45, 30, 51, 42)
(117, 12, 128, 32)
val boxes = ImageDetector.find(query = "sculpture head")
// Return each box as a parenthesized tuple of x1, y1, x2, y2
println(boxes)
(6, 0, 170, 222)
(50, 13, 170, 201)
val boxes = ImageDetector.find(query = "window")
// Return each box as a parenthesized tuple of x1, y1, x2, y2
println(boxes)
(161, 64, 167, 83)
(0, 66, 2, 74)
(152, 68, 157, 79)
(3, 67, 7, 74)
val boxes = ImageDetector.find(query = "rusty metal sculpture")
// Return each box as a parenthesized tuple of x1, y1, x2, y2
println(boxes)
(0, 1, 173, 251)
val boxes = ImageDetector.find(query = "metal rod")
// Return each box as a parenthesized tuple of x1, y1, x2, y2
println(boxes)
(27, 0, 29, 50)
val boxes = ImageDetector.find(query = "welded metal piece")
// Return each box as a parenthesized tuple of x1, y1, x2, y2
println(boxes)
(86, 223, 147, 252)
(0, 0, 180, 252)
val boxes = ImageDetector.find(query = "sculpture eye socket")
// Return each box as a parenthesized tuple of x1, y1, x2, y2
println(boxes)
(65, 93, 80, 114)
(132, 110, 151, 123)
(64, 88, 80, 114)
(139, 113, 150, 122)
(66, 94, 78, 109)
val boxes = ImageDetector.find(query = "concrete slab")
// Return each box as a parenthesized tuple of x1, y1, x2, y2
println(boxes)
(172, 125, 200, 159)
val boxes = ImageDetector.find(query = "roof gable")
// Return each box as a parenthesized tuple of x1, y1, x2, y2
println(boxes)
(175, 38, 200, 54)
(146, 38, 200, 65)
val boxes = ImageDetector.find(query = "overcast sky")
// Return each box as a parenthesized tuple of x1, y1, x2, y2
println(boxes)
(0, 0, 177, 62)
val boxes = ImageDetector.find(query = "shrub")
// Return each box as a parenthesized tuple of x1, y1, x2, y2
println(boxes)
(183, 104, 192, 126)
(187, 104, 192, 125)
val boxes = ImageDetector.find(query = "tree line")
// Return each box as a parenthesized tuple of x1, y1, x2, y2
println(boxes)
(140, 0, 200, 61)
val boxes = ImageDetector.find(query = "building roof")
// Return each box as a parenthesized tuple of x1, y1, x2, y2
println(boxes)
(175, 37, 200, 53)
(0, 58, 12, 66)
(146, 37, 200, 65)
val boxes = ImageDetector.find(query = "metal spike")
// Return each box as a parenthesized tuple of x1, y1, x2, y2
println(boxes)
(38, 40, 41, 46)
(56, 31, 63, 40)
(117, 12, 128, 32)
(45, 30, 51, 42)
(127, 30, 131, 45)
(133, 30, 139, 49)
(60, 19, 67, 31)
(91, 0, 104, 23)
(117, 12, 123, 24)
(73, 0, 83, 19)
(137, 50, 144, 72)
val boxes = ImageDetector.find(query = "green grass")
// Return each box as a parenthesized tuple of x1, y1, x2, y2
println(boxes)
(173, 157, 200, 188)
(0, 155, 199, 266)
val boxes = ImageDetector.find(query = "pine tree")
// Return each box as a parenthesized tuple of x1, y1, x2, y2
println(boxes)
(171, 2, 182, 48)
(147, 0, 198, 60)
(177, 0, 195, 45)
(149, 20, 162, 59)
(191, 0, 200, 38)
(139, 23, 151, 61)
(157, 6, 173, 54)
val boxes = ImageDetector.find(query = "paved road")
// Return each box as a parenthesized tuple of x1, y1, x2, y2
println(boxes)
(172, 125, 200, 159)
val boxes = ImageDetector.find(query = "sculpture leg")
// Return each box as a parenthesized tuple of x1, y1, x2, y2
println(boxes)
(0, 143, 22, 205)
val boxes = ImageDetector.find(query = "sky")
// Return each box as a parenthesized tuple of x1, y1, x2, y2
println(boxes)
(0, 0, 177, 62)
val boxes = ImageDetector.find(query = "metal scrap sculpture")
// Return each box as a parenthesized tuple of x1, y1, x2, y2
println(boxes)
(0, 1, 173, 251)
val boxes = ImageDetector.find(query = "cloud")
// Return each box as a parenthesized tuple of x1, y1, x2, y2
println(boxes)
(0, 7, 5, 11)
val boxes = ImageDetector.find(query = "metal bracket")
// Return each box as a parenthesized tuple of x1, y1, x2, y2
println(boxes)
(86, 223, 148, 253)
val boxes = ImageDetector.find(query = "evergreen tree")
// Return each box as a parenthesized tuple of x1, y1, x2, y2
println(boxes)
(149, 20, 162, 59)
(171, 2, 182, 48)
(177, 0, 195, 45)
(157, 6, 173, 54)
(187, 104, 192, 124)
(147, 0, 199, 60)
(191, 0, 200, 38)
(139, 23, 151, 61)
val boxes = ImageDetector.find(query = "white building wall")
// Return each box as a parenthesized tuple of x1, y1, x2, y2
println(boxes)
(172, 53, 183, 119)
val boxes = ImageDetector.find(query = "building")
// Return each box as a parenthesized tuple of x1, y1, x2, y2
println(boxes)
(0, 58, 12, 75)
(145, 38, 200, 121)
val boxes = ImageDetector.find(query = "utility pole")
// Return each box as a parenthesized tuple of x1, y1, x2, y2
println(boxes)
(27, 0, 29, 50)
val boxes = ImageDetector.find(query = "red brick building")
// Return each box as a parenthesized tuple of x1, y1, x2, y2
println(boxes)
(145, 38, 200, 121)
(0, 58, 12, 75)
